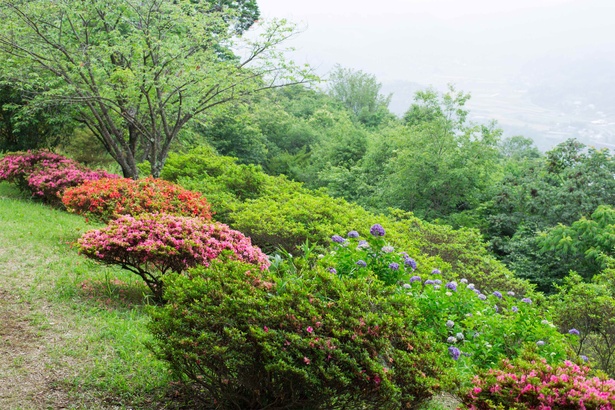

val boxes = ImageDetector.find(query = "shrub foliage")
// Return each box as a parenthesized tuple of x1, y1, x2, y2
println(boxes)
(148, 260, 448, 409)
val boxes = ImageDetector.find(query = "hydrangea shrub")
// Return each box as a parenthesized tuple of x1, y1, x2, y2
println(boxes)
(321, 224, 419, 286)
(148, 260, 449, 409)
(62, 177, 212, 222)
(77, 213, 269, 302)
(461, 358, 615, 409)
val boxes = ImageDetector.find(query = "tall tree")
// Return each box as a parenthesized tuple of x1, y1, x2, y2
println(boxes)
(0, 0, 311, 178)
(327, 65, 393, 128)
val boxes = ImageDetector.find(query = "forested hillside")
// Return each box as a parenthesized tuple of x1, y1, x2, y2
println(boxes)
(2, 1, 615, 409)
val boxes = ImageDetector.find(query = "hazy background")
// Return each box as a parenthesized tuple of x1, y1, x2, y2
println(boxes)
(257, 0, 615, 150)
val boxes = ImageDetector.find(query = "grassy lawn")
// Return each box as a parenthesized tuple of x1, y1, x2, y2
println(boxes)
(0, 182, 171, 409)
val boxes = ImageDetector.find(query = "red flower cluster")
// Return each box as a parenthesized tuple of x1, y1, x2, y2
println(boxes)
(62, 177, 212, 222)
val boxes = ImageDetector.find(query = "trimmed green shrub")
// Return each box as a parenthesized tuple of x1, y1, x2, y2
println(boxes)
(160, 147, 534, 296)
(148, 260, 449, 409)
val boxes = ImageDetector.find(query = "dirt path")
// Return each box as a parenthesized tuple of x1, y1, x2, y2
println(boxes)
(0, 234, 81, 410)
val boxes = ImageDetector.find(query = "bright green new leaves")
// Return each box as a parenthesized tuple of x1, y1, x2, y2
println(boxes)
(0, 0, 311, 178)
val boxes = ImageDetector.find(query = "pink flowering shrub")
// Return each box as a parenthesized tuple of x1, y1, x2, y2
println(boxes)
(148, 261, 449, 409)
(77, 213, 269, 302)
(0, 150, 76, 190)
(0, 150, 119, 204)
(27, 165, 119, 204)
(62, 177, 212, 222)
(461, 357, 615, 409)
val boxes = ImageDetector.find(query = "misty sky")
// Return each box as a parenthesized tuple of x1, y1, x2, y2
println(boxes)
(256, 0, 615, 85)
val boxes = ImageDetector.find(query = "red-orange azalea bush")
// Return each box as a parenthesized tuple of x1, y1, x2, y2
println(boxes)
(63, 177, 212, 222)
(77, 213, 269, 302)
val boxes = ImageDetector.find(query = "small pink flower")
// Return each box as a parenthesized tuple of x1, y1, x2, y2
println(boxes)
(306, 326, 314, 334)
(303, 357, 311, 365)
(263, 326, 269, 333)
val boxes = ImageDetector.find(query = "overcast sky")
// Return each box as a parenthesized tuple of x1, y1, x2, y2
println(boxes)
(255, 0, 615, 85)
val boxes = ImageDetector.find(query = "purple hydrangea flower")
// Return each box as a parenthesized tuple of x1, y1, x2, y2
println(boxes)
(347, 230, 359, 238)
(447, 336, 458, 344)
(581, 355, 589, 362)
(536, 340, 545, 346)
(425, 280, 435, 285)
(409, 276, 422, 283)
(511, 306, 518, 312)
(331, 235, 346, 244)
(478, 294, 487, 300)
(356, 260, 367, 268)
(402, 283, 411, 289)
(381, 245, 394, 253)
(357, 240, 370, 249)
(448, 346, 461, 361)
(434, 279, 442, 285)
(521, 298, 532, 304)
(370, 224, 385, 237)
(445, 282, 457, 292)
(404, 256, 417, 270)
(328, 267, 337, 274)
(507, 291, 515, 297)
(432, 268, 441, 274)
(389, 262, 399, 270)
(494, 305, 499, 313)
(460, 278, 468, 284)
(493, 291, 503, 299)
(569, 328, 580, 335)
(446, 320, 455, 328)
(467, 284, 475, 290)
(473, 289, 481, 294)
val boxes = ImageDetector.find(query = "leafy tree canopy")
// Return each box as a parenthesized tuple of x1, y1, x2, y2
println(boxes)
(0, 0, 312, 178)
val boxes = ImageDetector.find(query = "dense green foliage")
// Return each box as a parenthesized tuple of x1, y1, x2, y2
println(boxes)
(149, 260, 448, 409)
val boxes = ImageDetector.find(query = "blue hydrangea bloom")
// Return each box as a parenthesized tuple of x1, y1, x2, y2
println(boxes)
(448, 346, 461, 360)
(432, 268, 441, 274)
(347, 230, 359, 238)
(511, 306, 518, 312)
(478, 294, 487, 300)
(331, 235, 346, 244)
(328, 267, 337, 274)
(356, 260, 367, 267)
(536, 340, 545, 346)
(581, 355, 589, 362)
(569, 328, 580, 335)
(521, 298, 532, 304)
(445, 282, 457, 292)
(424, 280, 435, 285)
(409, 275, 422, 283)
(388, 262, 399, 270)
(370, 224, 385, 237)
(404, 256, 417, 270)
(493, 291, 503, 299)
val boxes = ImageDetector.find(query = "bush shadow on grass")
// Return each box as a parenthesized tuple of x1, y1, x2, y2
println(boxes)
(77, 275, 155, 311)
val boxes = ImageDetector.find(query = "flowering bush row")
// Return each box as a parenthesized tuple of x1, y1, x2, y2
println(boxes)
(63, 177, 212, 222)
(461, 358, 615, 409)
(0, 150, 119, 203)
(77, 213, 269, 302)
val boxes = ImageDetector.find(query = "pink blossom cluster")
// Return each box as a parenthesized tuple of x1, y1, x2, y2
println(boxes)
(0, 150, 119, 203)
(0, 150, 75, 187)
(28, 166, 119, 202)
(77, 213, 270, 298)
(463, 359, 615, 410)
